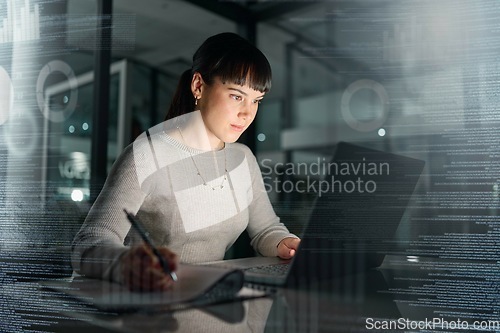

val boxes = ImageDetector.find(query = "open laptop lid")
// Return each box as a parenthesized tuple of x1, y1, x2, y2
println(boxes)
(286, 142, 425, 287)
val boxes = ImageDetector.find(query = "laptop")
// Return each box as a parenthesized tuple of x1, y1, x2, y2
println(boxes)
(206, 142, 425, 287)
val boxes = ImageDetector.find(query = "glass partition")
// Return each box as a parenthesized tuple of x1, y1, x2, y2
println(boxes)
(256, 1, 499, 251)
(43, 63, 124, 204)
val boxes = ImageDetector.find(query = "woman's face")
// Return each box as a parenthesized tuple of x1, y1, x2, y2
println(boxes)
(195, 74, 265, 149)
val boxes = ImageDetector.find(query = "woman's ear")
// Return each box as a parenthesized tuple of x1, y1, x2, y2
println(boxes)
(191, 72, 204, 99)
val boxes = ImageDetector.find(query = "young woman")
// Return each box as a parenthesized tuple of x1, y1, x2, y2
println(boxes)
(71, 32, 300, 291)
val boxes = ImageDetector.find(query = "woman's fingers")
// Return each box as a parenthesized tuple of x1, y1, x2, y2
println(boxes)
(121, 244, 178, 291)
(277, 237, 301, 259)
(156, 247, 179, 272)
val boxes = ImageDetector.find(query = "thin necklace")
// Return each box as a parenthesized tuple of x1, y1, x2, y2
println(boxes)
(176, 127, 228, 190)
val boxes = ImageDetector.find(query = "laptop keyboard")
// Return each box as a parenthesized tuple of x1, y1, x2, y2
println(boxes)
(245, 263, 290, 276)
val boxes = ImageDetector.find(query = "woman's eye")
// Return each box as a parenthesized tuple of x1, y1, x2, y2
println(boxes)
(231, 95, 242, 101)
(254, 99, 262, 104)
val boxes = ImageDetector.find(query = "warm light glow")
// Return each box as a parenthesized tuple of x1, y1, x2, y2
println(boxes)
(71, 189, 84, 202)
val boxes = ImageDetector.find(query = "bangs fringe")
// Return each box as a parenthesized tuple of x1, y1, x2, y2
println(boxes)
(209, 49, 272, 93)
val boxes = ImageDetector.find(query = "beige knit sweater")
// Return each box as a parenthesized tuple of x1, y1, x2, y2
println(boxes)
(71, 120, 296, 283)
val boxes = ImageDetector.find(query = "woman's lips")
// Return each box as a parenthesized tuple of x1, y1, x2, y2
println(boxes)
(231, 124, 245, 132)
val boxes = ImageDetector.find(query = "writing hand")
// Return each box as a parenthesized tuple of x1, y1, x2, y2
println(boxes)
(121, 243, 178, 292)
(277, 237, 301, 259)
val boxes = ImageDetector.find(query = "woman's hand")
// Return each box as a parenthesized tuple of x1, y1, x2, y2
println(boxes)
(120, 243, 178, 292)
(277, 237, 301, 259)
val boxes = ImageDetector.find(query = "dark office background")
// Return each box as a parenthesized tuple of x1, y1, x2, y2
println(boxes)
(0, 1, 498, 330)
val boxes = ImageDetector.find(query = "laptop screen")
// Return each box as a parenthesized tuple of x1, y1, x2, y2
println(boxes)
(288, 142, 425, 283)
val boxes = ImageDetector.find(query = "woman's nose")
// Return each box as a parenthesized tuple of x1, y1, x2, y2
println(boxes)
(239, 102, 255, 120)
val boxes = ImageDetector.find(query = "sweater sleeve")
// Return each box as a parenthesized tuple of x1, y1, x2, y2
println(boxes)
(71, 143, 148, 283)
(243, 146, 298, 256)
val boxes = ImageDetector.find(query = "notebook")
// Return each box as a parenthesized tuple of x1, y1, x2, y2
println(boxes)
(206, 141, 425, 287)
(41, 263, 254, 311)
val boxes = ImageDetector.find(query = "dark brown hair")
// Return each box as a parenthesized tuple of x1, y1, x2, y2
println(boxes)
(165, 32, 272, 120)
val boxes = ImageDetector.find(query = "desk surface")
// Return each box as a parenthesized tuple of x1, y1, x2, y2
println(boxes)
(2, 255, 499, 333)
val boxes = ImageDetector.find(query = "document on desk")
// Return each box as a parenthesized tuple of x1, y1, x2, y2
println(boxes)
(41, 264, 261, 311)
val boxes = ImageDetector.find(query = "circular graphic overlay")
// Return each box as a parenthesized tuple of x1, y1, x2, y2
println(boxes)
(341, 79, 389, 132)
(0, 66, 13, 125)
(3, 112, 39, 156)
(36, 60, 78, 123)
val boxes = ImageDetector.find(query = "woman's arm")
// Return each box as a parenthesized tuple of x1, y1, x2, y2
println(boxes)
(71, 142, 148, 283)
(241, 145, 299, 257)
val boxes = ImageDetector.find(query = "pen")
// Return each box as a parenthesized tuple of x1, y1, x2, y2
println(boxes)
(124, 209, 178, 282)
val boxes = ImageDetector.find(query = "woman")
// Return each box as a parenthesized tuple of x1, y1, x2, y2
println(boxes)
(71, 32, 300, 291)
